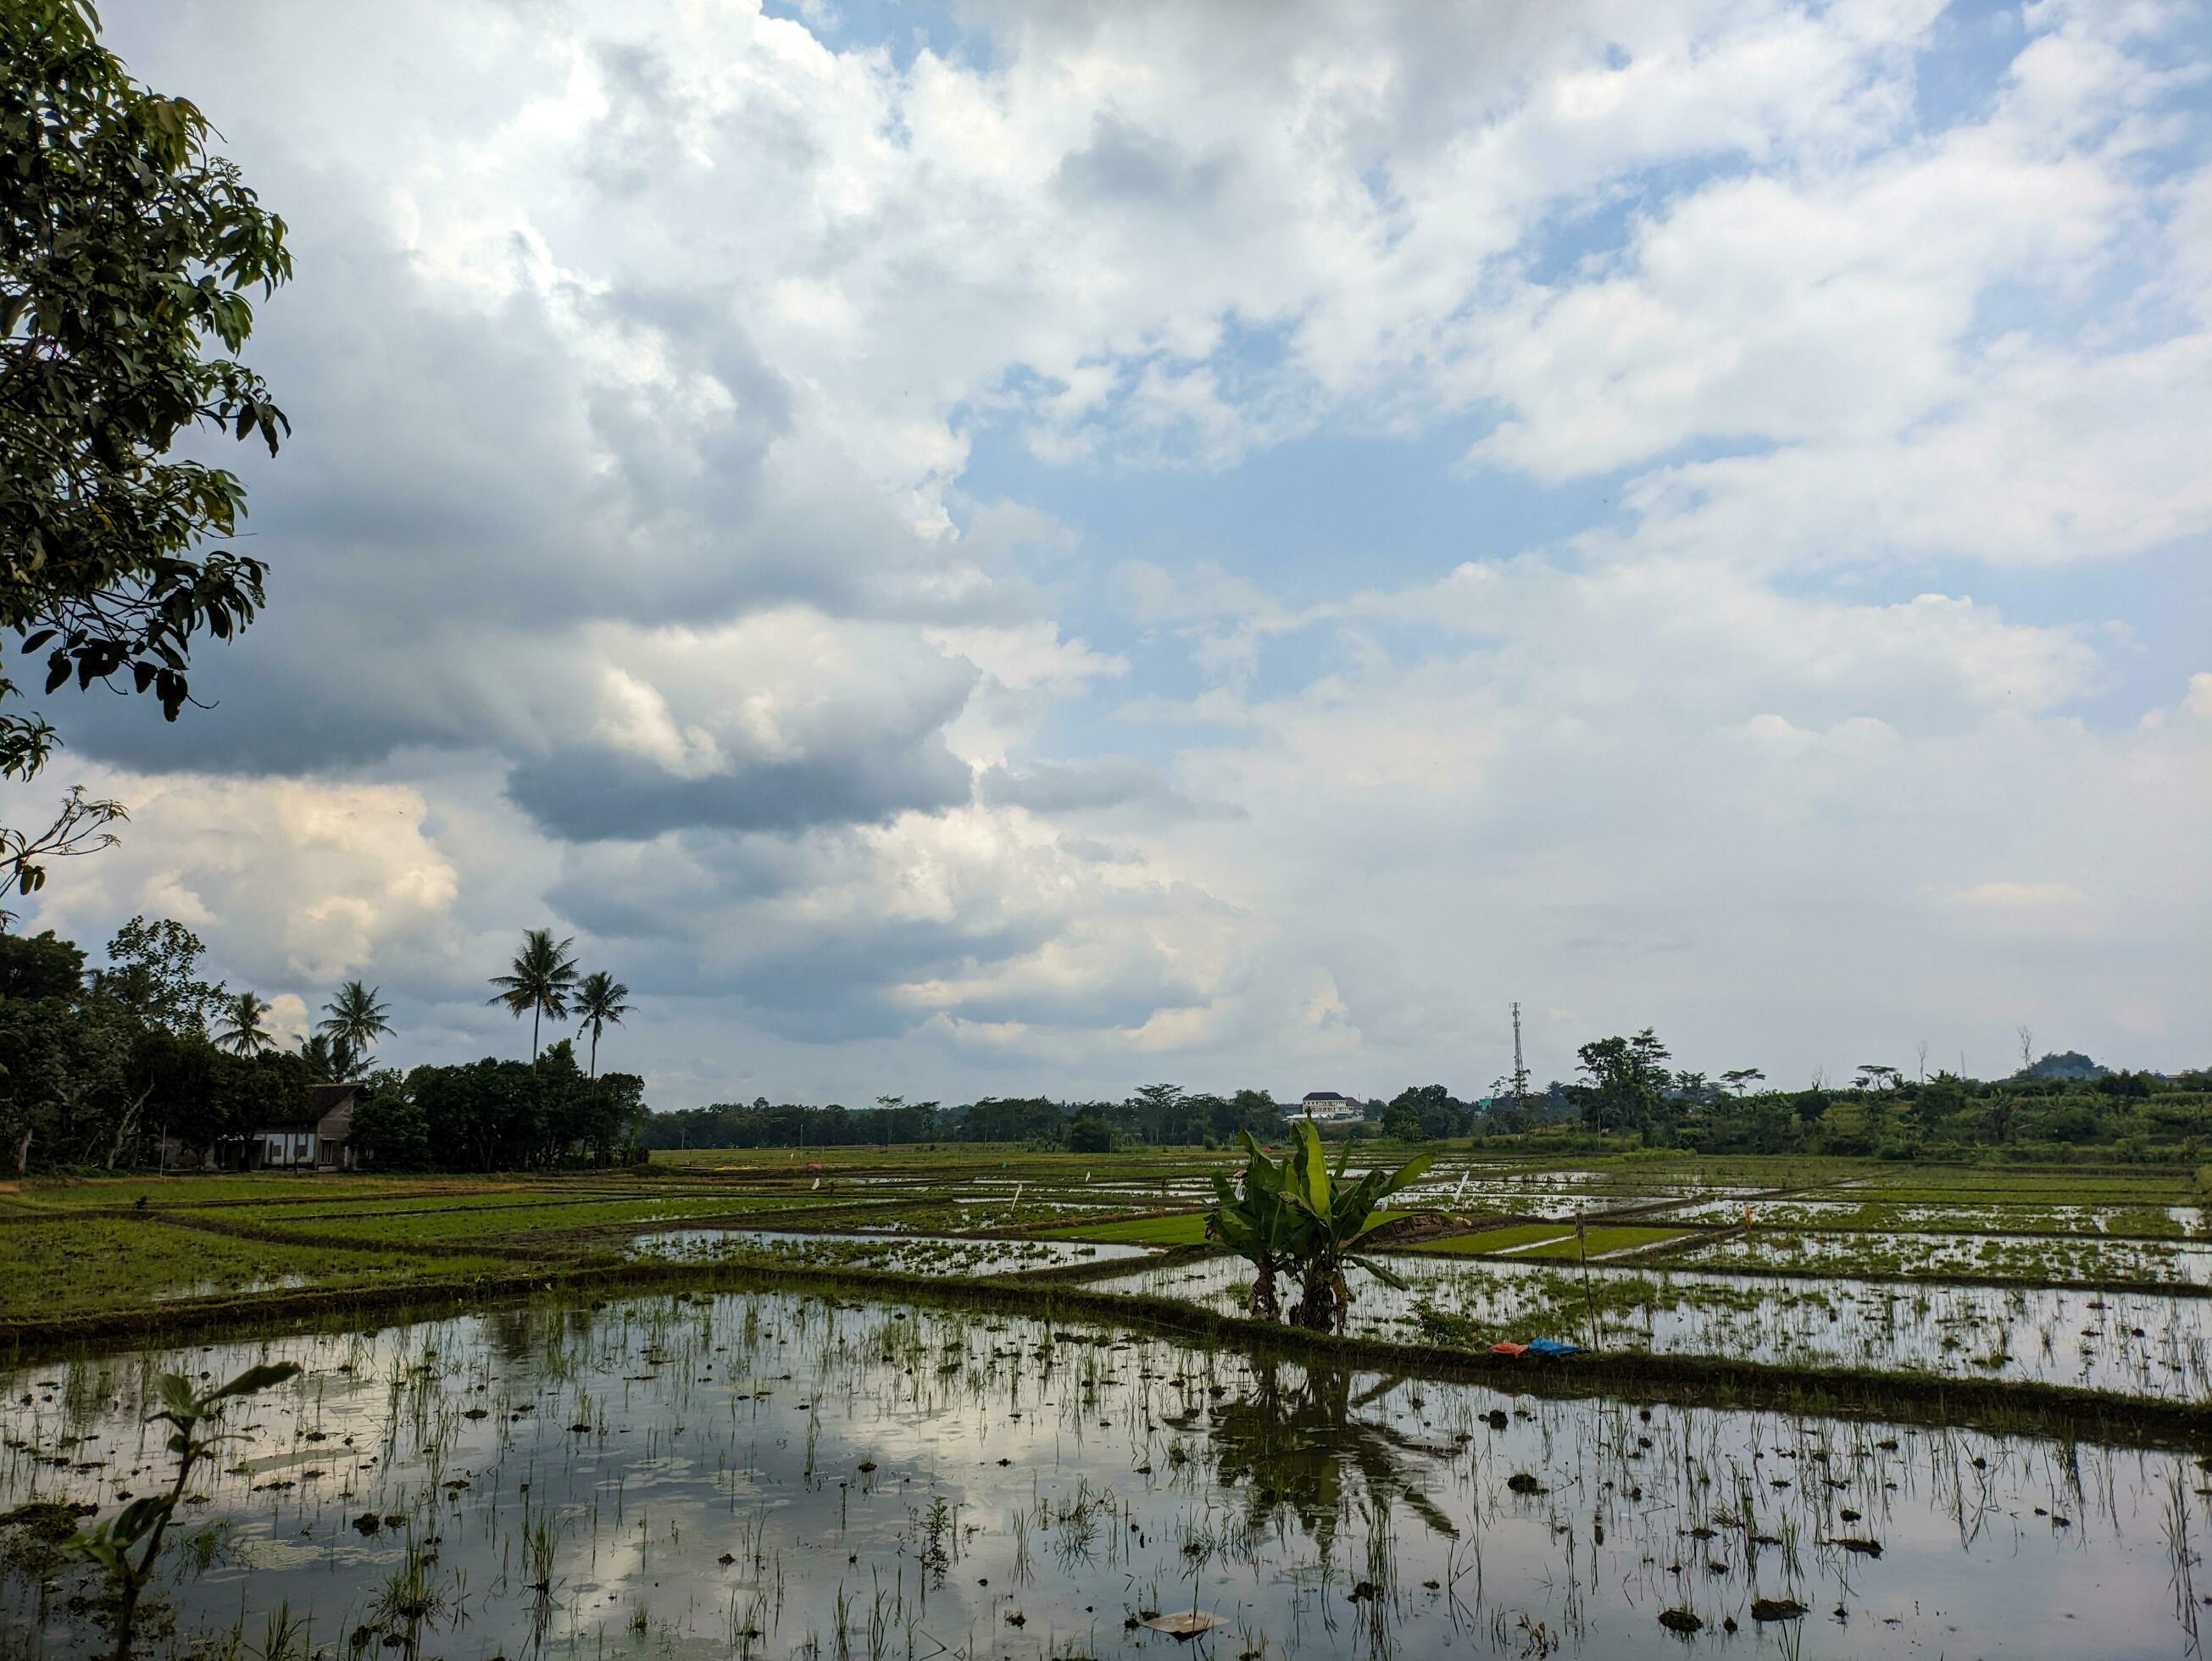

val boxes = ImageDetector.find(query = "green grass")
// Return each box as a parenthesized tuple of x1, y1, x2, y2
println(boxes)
(0, 1173, 525, 1212)
(1412, 1223, 1573, 1256)
(1516, 1225, 1695, 1259)
(1406, 1223, 1695, 1259)
(203, 1192, 818, 1247)
(0, 1218, 516, 1320)
(1048, 1213, 1211, 1246)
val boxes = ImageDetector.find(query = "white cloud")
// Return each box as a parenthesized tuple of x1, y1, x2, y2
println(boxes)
(14, 0, 2201, 1100)
(29, 770, 464, 998)
(923, 623, 1127, 697)
(264, 993, 314, 1049)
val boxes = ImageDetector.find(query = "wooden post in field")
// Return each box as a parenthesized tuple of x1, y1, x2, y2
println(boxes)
(1577, 1218, 1597, 1352)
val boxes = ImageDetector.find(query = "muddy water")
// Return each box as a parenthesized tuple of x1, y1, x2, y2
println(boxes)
(1, 1290, 2204, 1658)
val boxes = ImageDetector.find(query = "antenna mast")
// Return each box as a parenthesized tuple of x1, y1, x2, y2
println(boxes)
(1511, 1001, 1530, 1110)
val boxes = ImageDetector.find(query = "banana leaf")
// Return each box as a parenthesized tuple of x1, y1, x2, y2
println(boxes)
(1347, 1253, 1410, 1291)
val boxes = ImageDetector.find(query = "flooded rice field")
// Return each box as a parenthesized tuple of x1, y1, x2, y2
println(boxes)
(3, 1288, 2209, 1659)
(629, 1230, 1147, 1275)
(1098, 1254, 2212, 1398)
(1660, 1198, 2204, 1239)
(1679, 1228, 2212, 1286)
(1393, 1170, 1780, 1222)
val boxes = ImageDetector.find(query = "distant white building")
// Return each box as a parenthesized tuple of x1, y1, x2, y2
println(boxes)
(1277, 1091, 1364, 1125)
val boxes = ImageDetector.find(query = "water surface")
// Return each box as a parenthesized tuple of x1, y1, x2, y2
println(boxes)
(0, 1290, 2203, 1658)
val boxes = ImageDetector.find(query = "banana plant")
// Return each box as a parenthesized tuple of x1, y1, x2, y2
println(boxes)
(1205, 1130, 1312, 1321)
(1281, 1119, 1432, 1332)
(69, 1361, 300, 1660)
(1207, 1122, 1431, 1334)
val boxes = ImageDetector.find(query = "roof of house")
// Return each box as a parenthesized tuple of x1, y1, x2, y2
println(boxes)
(1303, 1091, 1354, 1103)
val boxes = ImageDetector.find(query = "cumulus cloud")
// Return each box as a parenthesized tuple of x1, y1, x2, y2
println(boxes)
(503, 614, 979, 840)
(8, 0, 2204, 1102)
(28, 770, 464, 992)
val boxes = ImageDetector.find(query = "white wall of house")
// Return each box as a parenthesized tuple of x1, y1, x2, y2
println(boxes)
(262, 1130, 318, 1167)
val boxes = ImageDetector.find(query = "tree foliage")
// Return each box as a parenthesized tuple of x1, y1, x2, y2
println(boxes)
(0, 920, 315, 1171)
(1064, 1113, 1114, 1153)
(210, 987, 271, 1056)
(572, 969, 630, 1077)
(0, 925, 79, 999)
(318, 979, 392, 1068)
(92, 913, 224, 1034)
(1576, 1028, 1673, 1133)
(391, 1044, 643, 1170)
(0, 782, 123, 910)
(0, 919, 659, 1174)
(487, 928, 578, 1059)
(2, 0, 292, 899)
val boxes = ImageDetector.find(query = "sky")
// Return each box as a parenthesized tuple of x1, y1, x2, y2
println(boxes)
(9, 0, 2209, 1107)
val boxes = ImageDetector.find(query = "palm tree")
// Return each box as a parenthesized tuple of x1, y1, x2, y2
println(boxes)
(573, 969, 631, 1078)
(487, 928, 579, 1060)
(214, 990, 275, 1057)
(297, 1030, 350, 1082)
(319, 980, 392, 1071)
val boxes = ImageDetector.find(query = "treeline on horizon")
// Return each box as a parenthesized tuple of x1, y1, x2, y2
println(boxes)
(642, 1048, 2212, 1164)
(9, 914, 2209, 1174)
(0, 922, 641, 1174)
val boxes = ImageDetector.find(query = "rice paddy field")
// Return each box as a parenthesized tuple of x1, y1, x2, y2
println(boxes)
(4, 1147, 2211, 1656)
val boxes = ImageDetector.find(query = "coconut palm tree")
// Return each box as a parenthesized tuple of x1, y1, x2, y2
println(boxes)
(213, 990, 275, 1057)
(318, 980, 392, 1070)
(487, 928, 579, 1060)
(573, 969, 631, 1078)
(296, 1030, 354, 1082)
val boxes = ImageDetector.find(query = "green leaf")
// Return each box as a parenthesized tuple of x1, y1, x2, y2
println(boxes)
(68, 1532, 126, 1575)
(1347, 1253, 1409, 1291)
(201, 1360, 301, 1405)
(110, 1494, 170, 1543)
(1375, 1153, 1433, 1199)
(1211, 1211, 1259, 1255)
(1294, 1121, 1329, 1215)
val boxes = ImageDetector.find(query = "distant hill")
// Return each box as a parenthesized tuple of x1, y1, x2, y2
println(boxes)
(2020, 1050, 2109, 1081)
